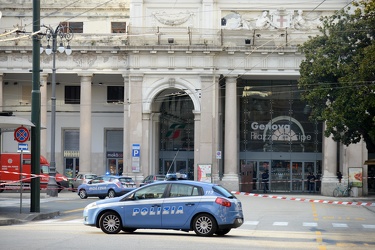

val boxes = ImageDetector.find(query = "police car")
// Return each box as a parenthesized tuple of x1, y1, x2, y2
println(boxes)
(77, 175, 136, 199)
(83, 180, 244, 236)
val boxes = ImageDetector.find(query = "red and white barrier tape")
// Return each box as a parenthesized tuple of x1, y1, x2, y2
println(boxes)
(232, 191, 375, 207)
(0, 170, 47, 179)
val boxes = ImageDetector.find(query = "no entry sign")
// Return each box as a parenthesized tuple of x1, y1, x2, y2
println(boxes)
(14, 126, 30, 143)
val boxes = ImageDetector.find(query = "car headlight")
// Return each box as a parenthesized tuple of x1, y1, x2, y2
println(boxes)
(85, 202, 98, 210)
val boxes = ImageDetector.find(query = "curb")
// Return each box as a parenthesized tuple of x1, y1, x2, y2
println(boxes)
(0, 211, 60, 226)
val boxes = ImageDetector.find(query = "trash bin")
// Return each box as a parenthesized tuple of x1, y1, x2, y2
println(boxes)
(352, 187, 358, 197)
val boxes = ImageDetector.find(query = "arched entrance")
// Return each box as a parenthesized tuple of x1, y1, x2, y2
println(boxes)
(153, 88, 195, 180)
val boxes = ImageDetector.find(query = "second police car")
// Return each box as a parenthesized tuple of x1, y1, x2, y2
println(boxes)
(83, 180, 243, 236)
(77, 175, 136, 199)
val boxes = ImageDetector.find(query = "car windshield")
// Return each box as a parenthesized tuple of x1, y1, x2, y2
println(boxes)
(86, 174, 97, 179)
(212, 185, 235, 198)
(119, 177, 134, 183)
(155, 176, 165, 180)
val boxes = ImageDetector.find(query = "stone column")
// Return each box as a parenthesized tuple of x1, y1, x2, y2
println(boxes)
(321, 122, 338, 196)
(40, 73, 48, 157)
(221, 76, 239, 191)
(152, 113, 161, 174)
(197, 75, 220, 182)
(201, 0, 214, 29)
(130, 0, 143, 27)
(194, 111, 201, 180)
(123, 75, 130, 175)
(128, 75, 144, 180)
(79, 74, 93, 173)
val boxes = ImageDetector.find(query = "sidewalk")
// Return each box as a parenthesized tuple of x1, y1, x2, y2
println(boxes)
(0, 190, 78, 226)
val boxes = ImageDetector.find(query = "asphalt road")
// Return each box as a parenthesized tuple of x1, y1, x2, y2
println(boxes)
(1, 190, 375, 249)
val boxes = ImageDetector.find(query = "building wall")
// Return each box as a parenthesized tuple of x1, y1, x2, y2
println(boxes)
(0, 0, 368, 194)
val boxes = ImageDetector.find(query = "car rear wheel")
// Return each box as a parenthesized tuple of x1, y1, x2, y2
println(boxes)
(108, 189, 116, 198)
(192, 214, 217, 237)
(99, 211, 122, 234)
(78, 189, 88, 199)
(215, 228, 231, 236)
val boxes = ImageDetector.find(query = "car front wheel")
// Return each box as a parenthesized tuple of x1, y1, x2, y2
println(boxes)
(192, 214, 217, 237)
(78, 189, 88, 199)
(100, 211, 122, 234)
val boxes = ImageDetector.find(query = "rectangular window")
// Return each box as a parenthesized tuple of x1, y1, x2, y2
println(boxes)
(60, 22, 83, 33)
(111, 22, 126, 33)
(65, 86, 80, 104)
(107, 86, 124, 103)
(64, 129, 80, 150)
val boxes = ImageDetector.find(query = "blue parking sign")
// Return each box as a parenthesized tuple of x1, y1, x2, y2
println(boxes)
(132, 149, 140, 157)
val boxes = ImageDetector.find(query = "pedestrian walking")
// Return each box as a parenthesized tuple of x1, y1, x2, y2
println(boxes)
(307, 172, 316, 193)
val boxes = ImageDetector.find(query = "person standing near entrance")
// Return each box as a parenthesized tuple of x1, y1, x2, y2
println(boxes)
(307, 172, 316, 193)
(262, 170, 269, 193)
(337, 171, 343, 183)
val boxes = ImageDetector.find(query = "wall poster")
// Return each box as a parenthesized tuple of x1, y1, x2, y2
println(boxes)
(348, 167, 363, 188)
(197, 164, 212, 183)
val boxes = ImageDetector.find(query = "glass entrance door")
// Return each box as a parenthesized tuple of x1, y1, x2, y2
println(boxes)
(64, 158, 79, 179)
(107, 159, 123, 175)
(291, 162, 303, 191)
(271, 160, 290, 192)
(162, 159, 186, 174)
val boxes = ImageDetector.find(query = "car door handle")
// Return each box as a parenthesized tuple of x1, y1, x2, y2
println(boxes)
(185, 203, 195, 206)
(151, 204, 161, 207)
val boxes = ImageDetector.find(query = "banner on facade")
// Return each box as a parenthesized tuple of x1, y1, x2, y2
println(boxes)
(348, 167, 363, 188)
(197, 164, 212, 183)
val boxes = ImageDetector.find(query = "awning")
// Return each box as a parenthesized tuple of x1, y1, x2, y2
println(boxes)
(0, 116, 35, 129)
(364, 159, 375, 165)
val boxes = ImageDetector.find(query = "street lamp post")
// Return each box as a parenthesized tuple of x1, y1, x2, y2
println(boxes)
(40, 25, 73, 197)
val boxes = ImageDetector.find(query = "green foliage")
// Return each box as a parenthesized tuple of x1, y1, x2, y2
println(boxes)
(298, 0, 375, 152)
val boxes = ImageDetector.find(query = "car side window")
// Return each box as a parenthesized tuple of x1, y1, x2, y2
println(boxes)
(91, 177, 103, 184)
(134, 184, 167, 199)
(169, 184, 201, 197)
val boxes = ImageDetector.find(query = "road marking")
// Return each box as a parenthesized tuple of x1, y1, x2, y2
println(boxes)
(363, 224, 375, 229)
(61, 208, 84, 214)
(273, 222, 288, 226)
(244, 221, 259, 225)
(303, 222, 318, 227)
(332, 223, 348, 228)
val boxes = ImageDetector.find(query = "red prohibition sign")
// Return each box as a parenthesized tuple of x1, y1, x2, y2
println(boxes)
(14, 126, 30, 143)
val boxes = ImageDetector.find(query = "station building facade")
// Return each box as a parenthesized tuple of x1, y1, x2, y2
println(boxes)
(0, 0, 372, 195)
